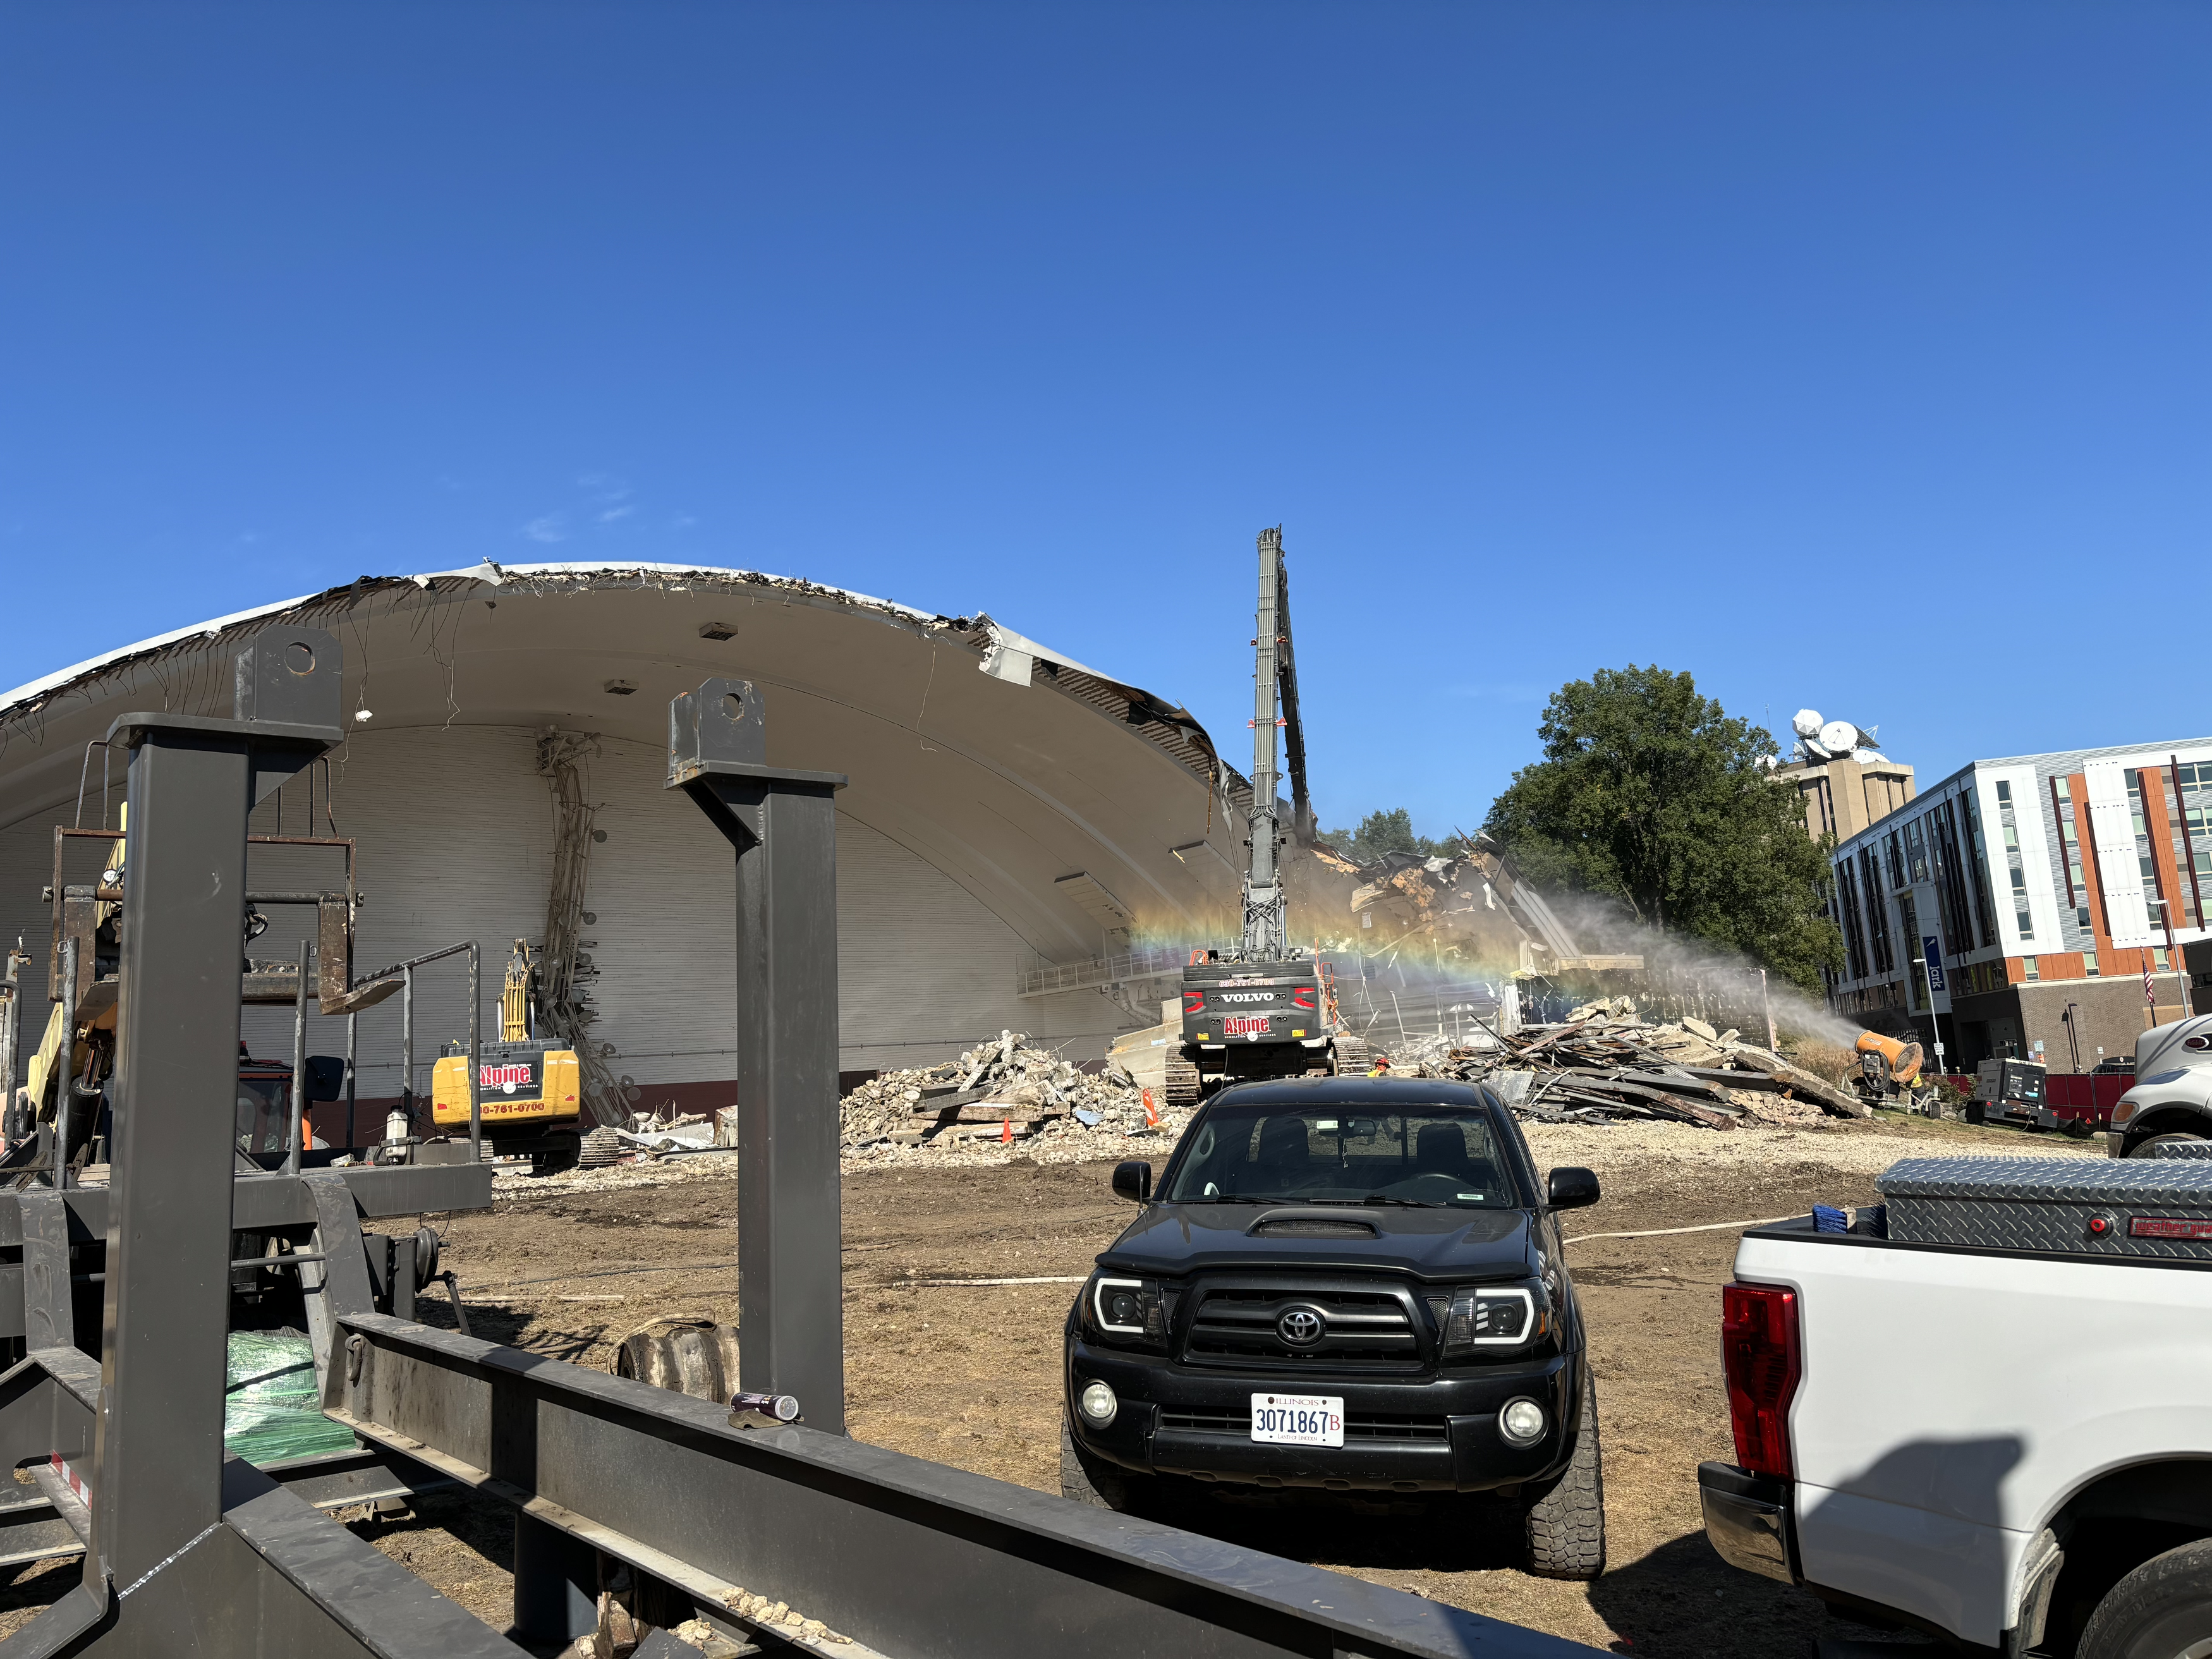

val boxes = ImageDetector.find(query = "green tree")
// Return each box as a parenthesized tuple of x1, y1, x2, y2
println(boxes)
(1481, 665, 1842, 992)
(1318, 808, 1449, 866)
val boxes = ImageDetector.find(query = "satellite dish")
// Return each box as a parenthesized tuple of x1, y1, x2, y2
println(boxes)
(1792, 709, 1823, 738)
(1819, 720, 1859, 755)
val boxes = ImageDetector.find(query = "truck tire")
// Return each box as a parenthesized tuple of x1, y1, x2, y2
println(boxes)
(2079, 1537, 2212, 1659)
(1162, 1055, 1203, 1109)
(2126, 1131, 2209, 1158)
(1523, 1371, 1605, 1580)
(1060, 1416, 1137, 1512)
(1333, 1036, 1373, 1077)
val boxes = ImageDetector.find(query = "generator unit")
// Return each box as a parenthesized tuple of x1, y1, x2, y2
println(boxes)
(1970, 1056, 2049, 1127)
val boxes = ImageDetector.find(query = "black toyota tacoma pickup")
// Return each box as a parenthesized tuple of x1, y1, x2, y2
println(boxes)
(1061, 1076, 1605, 1579)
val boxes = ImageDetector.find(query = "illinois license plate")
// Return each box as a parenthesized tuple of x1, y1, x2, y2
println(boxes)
(1251, 1393, 1343, 1447)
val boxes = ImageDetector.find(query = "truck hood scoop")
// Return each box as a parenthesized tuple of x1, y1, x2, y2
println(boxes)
(1245, 1208, 1380, 1238)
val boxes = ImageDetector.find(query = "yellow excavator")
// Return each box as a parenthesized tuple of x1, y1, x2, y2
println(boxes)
(430, 940, 583, 1161)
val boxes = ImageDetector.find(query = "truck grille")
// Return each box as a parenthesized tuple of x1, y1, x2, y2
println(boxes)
(1180, 1282, 1424, 1373)
(1157, 1407, 1448, 1443)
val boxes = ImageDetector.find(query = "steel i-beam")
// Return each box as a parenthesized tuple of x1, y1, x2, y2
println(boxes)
(668, 679, 848, 1433)
(82, 628, 344, 1600)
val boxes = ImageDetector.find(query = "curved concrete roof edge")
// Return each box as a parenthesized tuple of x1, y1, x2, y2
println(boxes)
(0, 558, 1175, 739)
(0, 560, 949, 713)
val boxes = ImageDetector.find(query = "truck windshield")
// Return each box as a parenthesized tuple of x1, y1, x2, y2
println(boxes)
(1162, 1103, 1521, 1208)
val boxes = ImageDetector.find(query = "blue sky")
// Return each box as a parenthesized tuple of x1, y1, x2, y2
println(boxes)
(4, 3, 2207, 837)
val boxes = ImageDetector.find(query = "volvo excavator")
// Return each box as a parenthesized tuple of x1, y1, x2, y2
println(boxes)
(1169, 530, 1369, 1103)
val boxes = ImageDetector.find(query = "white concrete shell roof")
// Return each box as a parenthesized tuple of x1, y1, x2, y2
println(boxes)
(0, 562, 1252, 961)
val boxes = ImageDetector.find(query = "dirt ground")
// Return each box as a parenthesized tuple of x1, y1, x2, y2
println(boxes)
(0, 1108, 2091, 1653)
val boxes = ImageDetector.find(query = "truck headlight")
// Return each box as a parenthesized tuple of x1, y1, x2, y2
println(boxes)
(1082, 1273, 1166, 1348)
(1436, 1285, 1541, 1355)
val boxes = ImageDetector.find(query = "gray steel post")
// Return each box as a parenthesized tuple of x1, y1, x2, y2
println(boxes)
(0, 942, 21, 1144)
(52, 937, 78, 1191)
(86, 624, 341, 1598)
(287, 939, 310, 1174)
(401, 964, 415, 1141)
(511, 1511, 599, 1645)
(668, 679, 848, 1433)
(345, 1011, 358, 1152)
(468, 941, 482, 1163)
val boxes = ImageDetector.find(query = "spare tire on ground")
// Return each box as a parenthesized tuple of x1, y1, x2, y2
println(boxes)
(612, 1317, 742, 1404)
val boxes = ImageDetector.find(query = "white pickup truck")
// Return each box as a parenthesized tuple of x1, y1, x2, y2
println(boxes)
(1697, 1100, 2212, 1656)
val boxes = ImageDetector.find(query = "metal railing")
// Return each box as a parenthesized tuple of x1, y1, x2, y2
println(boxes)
(1017, 942, 1225, 999)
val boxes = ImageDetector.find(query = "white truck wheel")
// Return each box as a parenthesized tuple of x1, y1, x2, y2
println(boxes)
(2079, 1537, 2212, 1659)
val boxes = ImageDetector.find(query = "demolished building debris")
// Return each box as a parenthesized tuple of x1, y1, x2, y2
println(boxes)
(1304, 833, 1643, 978)
(839, 1031, 1181, 1153)
(1404, 997, 1868, 1129)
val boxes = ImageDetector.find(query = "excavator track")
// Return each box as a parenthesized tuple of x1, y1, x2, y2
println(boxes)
(1163, 1054, 1203, 1107)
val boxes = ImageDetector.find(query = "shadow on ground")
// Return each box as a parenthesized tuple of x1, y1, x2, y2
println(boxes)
(1128, 1481, 1529, 1574)
(1587, 1533, 1932, 1658)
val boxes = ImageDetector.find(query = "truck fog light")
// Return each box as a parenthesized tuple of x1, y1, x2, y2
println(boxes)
(1078, 1381, 1118, 1426)
(1498, 1397, 1546, 1446)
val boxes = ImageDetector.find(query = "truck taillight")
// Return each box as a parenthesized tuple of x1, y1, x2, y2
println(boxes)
(1183, 992, 1205, 1016)
(1721, 1282, 1800, 1479)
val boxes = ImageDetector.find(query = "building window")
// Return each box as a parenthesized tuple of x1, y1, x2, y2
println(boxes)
(1905, 817, 1929, 883)
(2023, 956, 2039, 980)
(2077, 904, 2093, 932)
(2155, 946, 2170, 971)
(1995, 780, 2012, 803)
(2017, 909, 2033, 937)
(2086, 953, 2100, 976)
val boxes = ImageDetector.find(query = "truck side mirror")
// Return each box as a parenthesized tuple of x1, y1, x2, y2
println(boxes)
(1547, 1167, 1600, 1210)
(303, 1055, 347, 1102)
(1112, 1160, 1152, 1204)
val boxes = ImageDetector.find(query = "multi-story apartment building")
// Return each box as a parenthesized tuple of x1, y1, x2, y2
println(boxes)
(1825, 739, 2211, 1073)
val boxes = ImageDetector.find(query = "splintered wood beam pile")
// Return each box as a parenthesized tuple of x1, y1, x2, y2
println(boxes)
(1417, 1003, 1869, 1128)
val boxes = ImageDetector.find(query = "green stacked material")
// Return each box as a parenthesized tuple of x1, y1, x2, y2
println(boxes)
(224, 1330, 357, 1466)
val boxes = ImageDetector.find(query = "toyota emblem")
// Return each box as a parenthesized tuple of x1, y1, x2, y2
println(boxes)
(1277, 1307, 1326, 1346)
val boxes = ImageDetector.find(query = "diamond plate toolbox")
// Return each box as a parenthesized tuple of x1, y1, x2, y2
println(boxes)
(1876, 1156, 2212, 1258)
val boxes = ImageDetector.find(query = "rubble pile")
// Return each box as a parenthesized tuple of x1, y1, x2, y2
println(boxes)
(841, 1030, 1165, 1153)
(1407, 997, 1868, 1130)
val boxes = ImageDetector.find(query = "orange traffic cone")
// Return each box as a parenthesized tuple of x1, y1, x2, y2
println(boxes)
(1141, 1088, 1160, 1127)
(1000, 1117, 1012, 1144)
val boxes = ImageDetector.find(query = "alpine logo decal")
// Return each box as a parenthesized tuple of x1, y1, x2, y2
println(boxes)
(1222, 1016, 1271, 1036)
(480, 1061, 539, 1095)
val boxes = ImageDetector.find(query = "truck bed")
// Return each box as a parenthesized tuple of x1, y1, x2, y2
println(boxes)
(1733, 1218, 2212, 1646)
